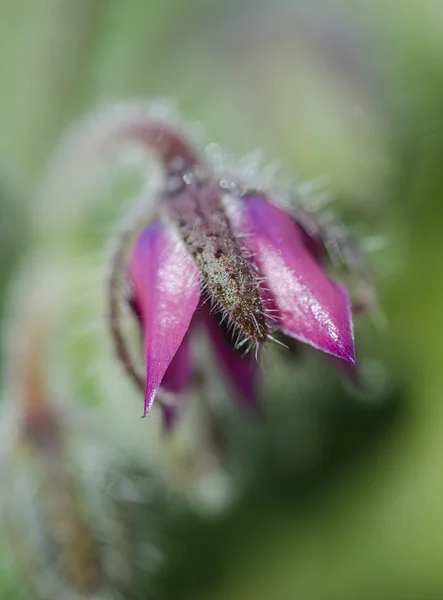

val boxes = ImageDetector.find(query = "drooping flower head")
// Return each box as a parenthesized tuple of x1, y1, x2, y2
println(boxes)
(42, 103, 375, 422)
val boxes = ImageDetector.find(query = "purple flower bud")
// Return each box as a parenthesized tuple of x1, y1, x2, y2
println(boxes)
(44, 102, 372, 420)
(100, 107, 368, 419)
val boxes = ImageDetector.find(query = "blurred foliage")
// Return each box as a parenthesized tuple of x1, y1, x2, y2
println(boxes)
(1, 0, 443, 599)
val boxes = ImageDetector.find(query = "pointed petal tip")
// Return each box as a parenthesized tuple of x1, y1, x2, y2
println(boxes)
(142, 394, 155, 418)
(238, 196, 358, 365)
(328, 341, 356, 366)
(142, 390, 181, 429)
(130, 221, 200, 419)
(347, 351, 357, 366)
(340, 350, 357, 367)
(281, 322, 356, 369)
(331, 336, 356, 365)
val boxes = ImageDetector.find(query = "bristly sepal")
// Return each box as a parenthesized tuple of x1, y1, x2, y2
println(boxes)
(164, 180, 268, 345)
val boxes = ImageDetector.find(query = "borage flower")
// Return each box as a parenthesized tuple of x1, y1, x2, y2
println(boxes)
(101, 105, 373, 423)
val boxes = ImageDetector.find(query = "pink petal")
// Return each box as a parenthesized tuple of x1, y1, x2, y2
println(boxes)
(130, 221, 200, 416)
(238, 196, 355, 364)
(203, 309, 260, 411)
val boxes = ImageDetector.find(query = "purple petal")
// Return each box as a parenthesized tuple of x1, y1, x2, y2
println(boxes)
(203, 309, 260, 411)
(158, 336, 193, 431)
(161, 335, 193, 394)
(238, 196, 355, 364)
(130, 221, 200, 416)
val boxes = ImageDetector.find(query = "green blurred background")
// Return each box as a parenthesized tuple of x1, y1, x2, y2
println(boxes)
(1, 0, 443, 599)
